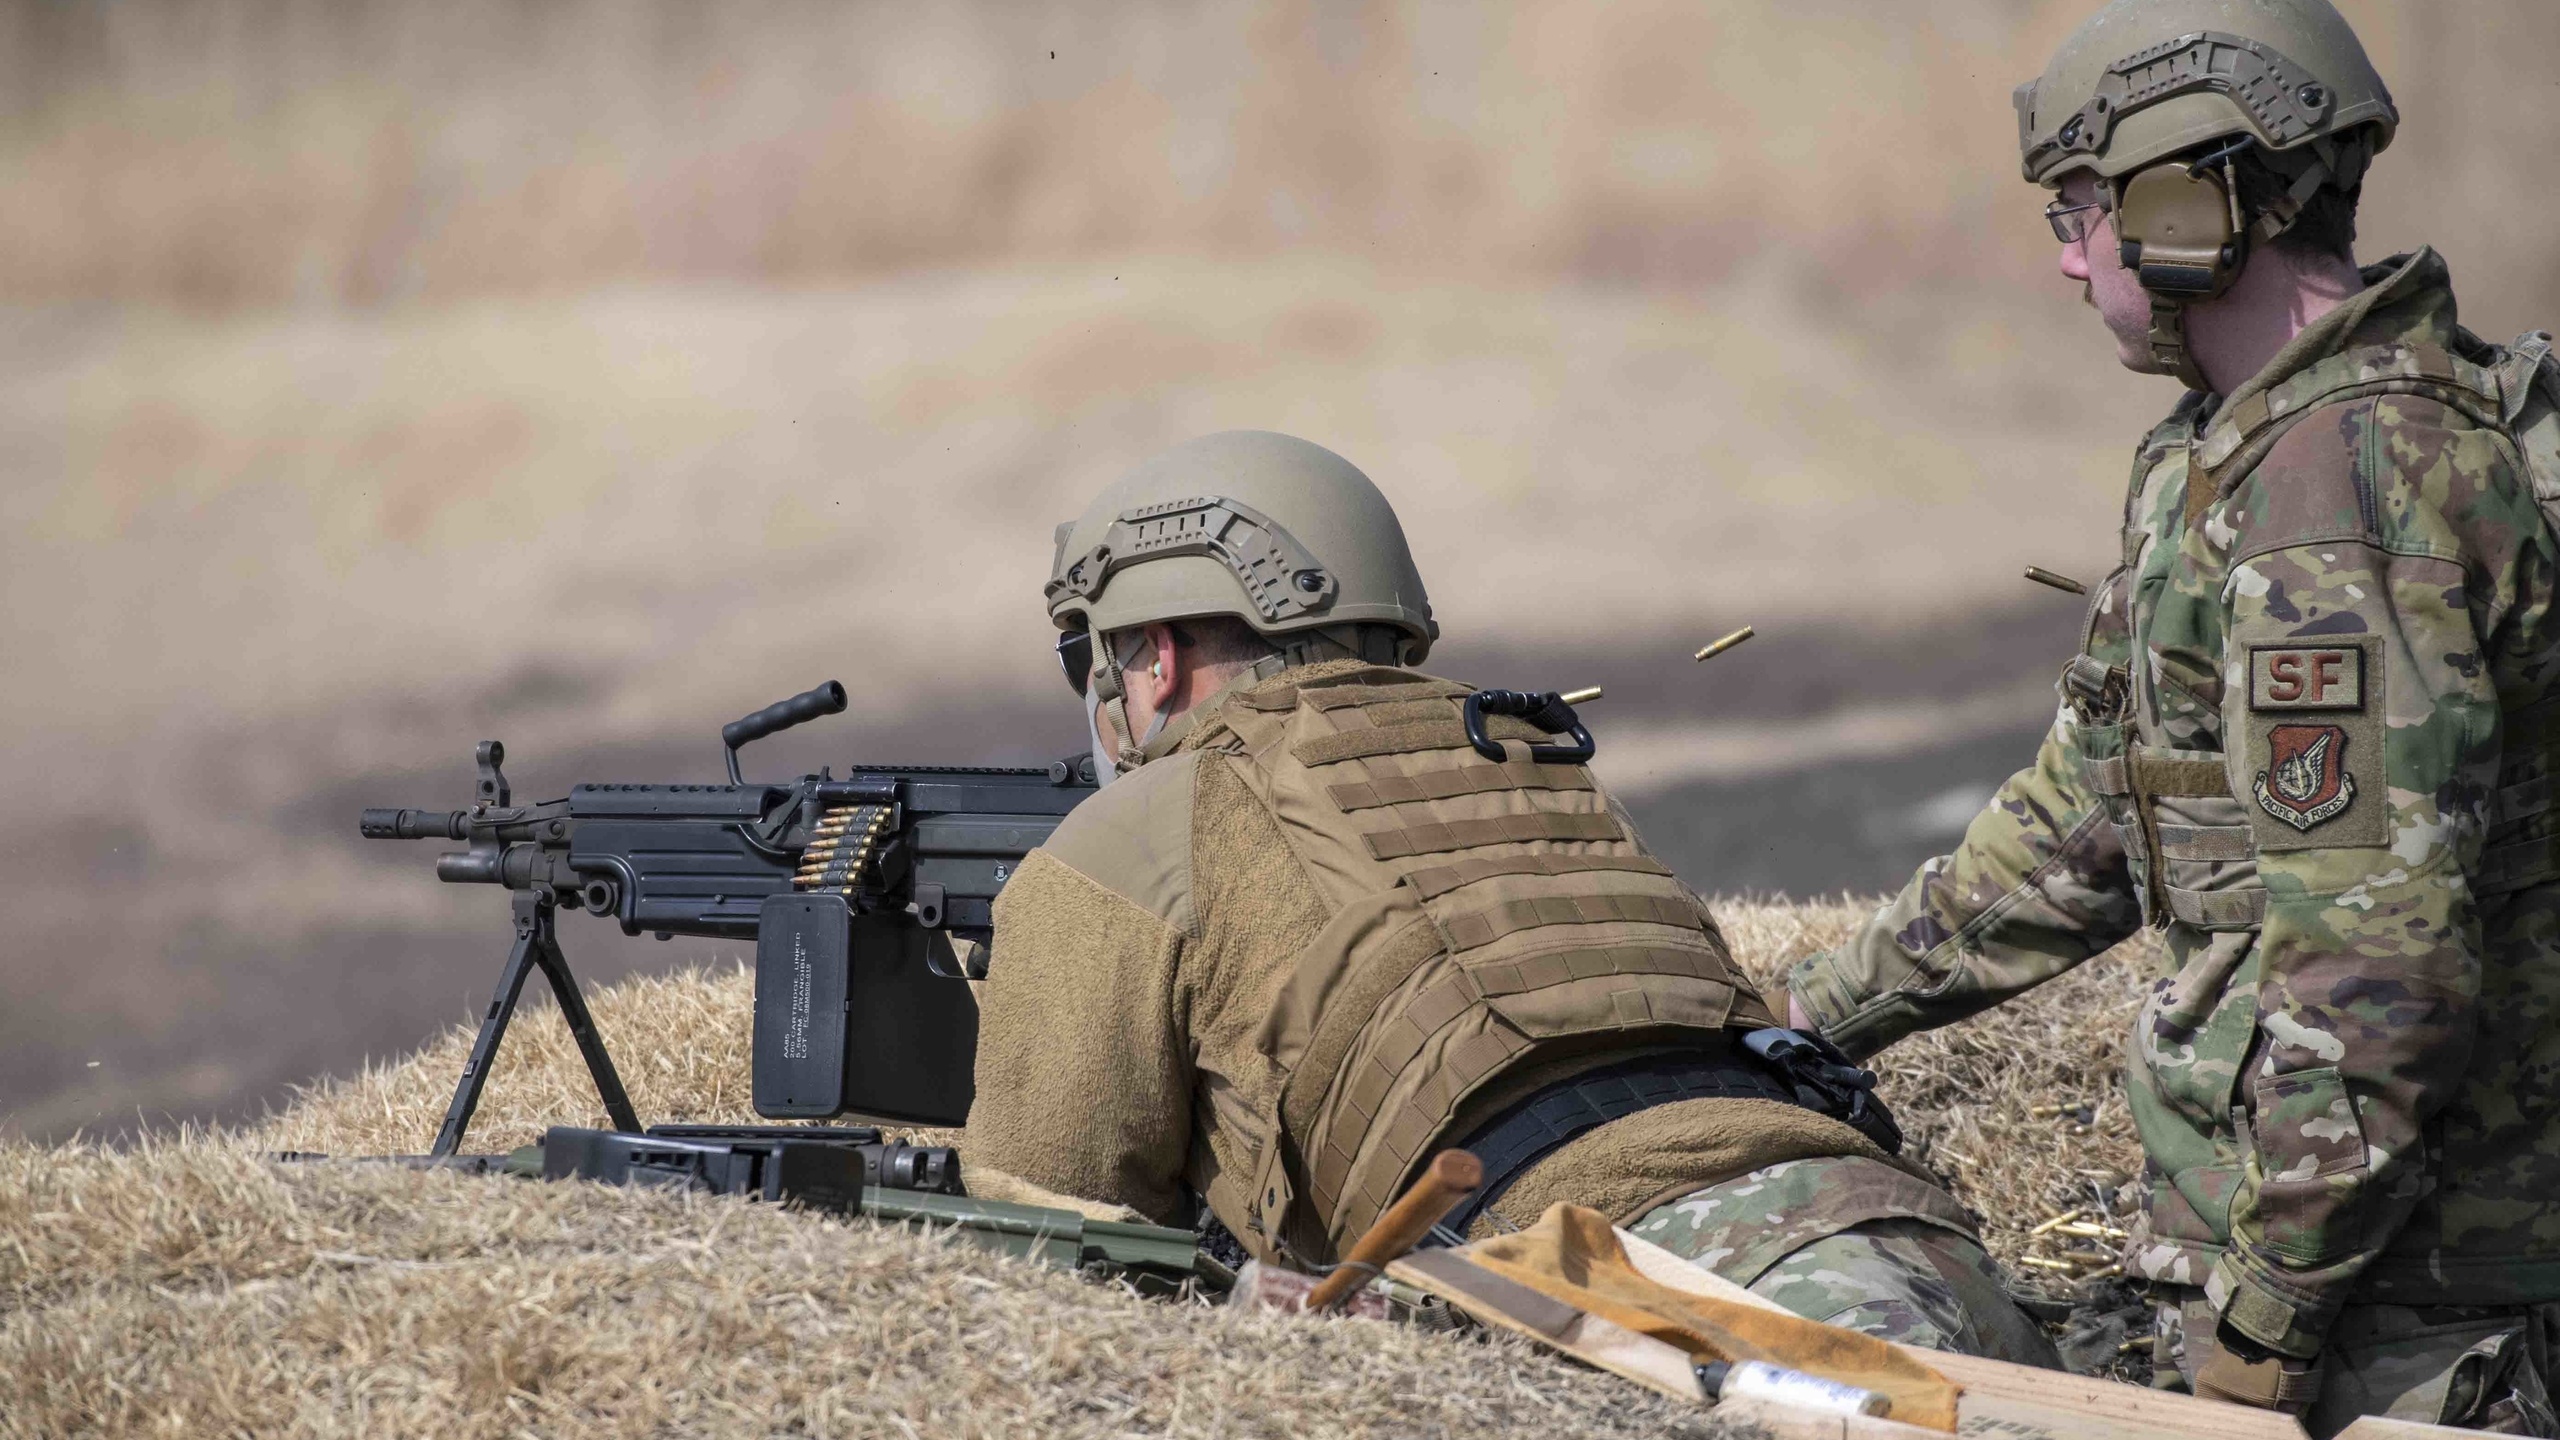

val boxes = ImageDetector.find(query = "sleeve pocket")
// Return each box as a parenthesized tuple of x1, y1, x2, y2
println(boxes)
(2246, 1065, 2370, 1265)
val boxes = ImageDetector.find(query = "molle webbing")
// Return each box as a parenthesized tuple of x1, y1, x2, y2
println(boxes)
(1240, 662, 1749, 1255)
(1404, 853, 1671, 901)
(1361, 810, 1622, 861)
(1305, 944, 1736, 1227)
(1282, 919, 1448, 1140)
(1231, 678, 1449, 715)
(1294, 717, 1548, 768)
(1272, 860, 1682, 1138)
(2131, 754, 2234, 798)
(1438, 893, 1703, 953)
(2129, 754, 2240, 926)
(1463, 943, 1731, 1000)
(2166, 888, 2268, 927)
(1301, 681, 1467, 711)
(2157, 824, 2255, 861)
(1327, 761, 1595, 813)
(2083, 748, 2263, 928)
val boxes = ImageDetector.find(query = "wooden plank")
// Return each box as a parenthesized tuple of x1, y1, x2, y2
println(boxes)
(1914, 1350, 2306, 1440)
(1388, 1247, 1702, 1404)
(1616, 1228, 2310, 1440)
(1406, 1229, 2322, 1440)
(2333, 1420, 2498, 1439)
(1716, 1395, 1951, 1440)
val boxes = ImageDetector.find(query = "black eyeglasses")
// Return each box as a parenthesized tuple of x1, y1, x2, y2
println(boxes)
(2045, 196, 2109, 244)
(1056, 629, 1094, 697)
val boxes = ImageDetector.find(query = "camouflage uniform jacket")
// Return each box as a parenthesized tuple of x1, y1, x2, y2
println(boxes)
(1789, 250, 2560, 1359)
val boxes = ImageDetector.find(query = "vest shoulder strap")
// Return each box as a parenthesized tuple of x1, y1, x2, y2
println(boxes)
(2191, 340, 2511, 517)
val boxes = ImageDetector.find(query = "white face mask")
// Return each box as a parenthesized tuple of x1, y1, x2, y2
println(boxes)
(1084, 681, 1120, 785)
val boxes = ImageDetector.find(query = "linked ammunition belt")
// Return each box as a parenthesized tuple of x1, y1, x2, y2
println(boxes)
(793, 803, 893, 894)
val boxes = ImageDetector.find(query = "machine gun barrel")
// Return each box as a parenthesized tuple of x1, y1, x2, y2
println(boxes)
(360, 808, 471, 840)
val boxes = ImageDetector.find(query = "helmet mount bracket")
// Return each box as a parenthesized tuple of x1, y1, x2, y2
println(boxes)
(1045, 495, 1339, 625)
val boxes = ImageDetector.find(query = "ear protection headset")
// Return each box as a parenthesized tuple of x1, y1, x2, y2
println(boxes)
(2106, 131, 2371, 389)
(2108, 139, 2251, 387)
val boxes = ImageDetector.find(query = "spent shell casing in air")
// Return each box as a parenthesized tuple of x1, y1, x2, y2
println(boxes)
(1692, 626, 1755, 663)
(1559, 686, 1603, 705)
(2025, 566, 2090, 596)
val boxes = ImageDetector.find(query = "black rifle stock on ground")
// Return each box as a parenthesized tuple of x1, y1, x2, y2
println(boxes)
(360, 681, 1095, 1152)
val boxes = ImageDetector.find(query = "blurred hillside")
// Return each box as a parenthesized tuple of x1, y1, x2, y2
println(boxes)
(8, 1, 2556, 311)
(6, 0, 2559, 1140)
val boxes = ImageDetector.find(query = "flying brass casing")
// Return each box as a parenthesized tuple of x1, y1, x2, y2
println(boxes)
(1693, 627, 1756, 663)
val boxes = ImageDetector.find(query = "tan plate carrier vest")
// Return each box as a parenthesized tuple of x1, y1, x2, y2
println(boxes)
(1188, 664, 1777, 1263)
(2082, 330, 2560, 928)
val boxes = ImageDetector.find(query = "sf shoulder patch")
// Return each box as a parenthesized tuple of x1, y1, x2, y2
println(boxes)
(2248, 645, 2363, 711)
(2243, 637, 2385, 850)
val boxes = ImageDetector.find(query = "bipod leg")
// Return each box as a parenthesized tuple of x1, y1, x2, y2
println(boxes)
(431, 891, 547, 1156)
(527, 900, 642, 1135)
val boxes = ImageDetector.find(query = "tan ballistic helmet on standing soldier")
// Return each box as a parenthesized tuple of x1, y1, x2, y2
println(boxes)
(2015, 0, 2397, 387)
(1045, 430, 1439, 776)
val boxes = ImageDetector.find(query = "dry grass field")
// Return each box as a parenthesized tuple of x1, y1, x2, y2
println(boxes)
(9, 4, 2551, 1431)
(5, 0, 2554, 1155)
(1, 900, 2155, 1437)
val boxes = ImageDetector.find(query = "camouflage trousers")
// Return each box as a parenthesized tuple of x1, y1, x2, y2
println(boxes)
(1626, 1156, 2058, 1368)
(2153, 1288, 2560, 1437)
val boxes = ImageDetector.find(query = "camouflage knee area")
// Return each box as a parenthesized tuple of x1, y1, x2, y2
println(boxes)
(1748, 1221, 2059, 1366)
(1628, 1157, 2059, 1366)
(1746, 1226, 1969, 1350)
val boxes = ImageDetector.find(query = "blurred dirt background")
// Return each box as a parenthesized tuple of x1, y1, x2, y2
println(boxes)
(5, 0, 2558, 1142)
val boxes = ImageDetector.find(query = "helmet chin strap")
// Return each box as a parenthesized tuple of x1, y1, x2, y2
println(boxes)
(1088, 628, 1162, 783)
(2147, 294, 2212, 389)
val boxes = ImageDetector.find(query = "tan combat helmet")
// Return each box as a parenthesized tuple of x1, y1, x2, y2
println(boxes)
(1046, 430, 1438, 772)
(2015, 0, 2397, 386)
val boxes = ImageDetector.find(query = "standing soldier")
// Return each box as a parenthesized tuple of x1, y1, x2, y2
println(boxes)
(1788, 0, 2560, 1430)
(967, 429, 2057, 1362)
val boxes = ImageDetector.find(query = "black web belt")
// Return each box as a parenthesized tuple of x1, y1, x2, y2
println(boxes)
(1432, 1030, 1903, 1241)
(1434, 1049, 1794, 1240)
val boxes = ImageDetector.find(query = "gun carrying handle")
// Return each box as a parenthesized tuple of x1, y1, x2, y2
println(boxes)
(722, 682, 849, 784)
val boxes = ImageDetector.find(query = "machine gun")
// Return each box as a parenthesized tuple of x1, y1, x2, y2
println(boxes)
(362, 682, 1094, 1154)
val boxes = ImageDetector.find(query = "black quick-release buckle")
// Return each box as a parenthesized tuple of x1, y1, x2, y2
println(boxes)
(1741, 1027, 1904, 1156)
(1462, 690, 1595, 765)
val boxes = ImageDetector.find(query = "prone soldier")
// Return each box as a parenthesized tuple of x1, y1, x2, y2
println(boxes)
(1787, 1, 2560, 1430)
(965, 429, 2057, 1363)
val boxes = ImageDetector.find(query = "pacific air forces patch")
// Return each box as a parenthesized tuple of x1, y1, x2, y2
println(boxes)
(2255, 724, 2354, 830)
(2243, 638, 2385, 850)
